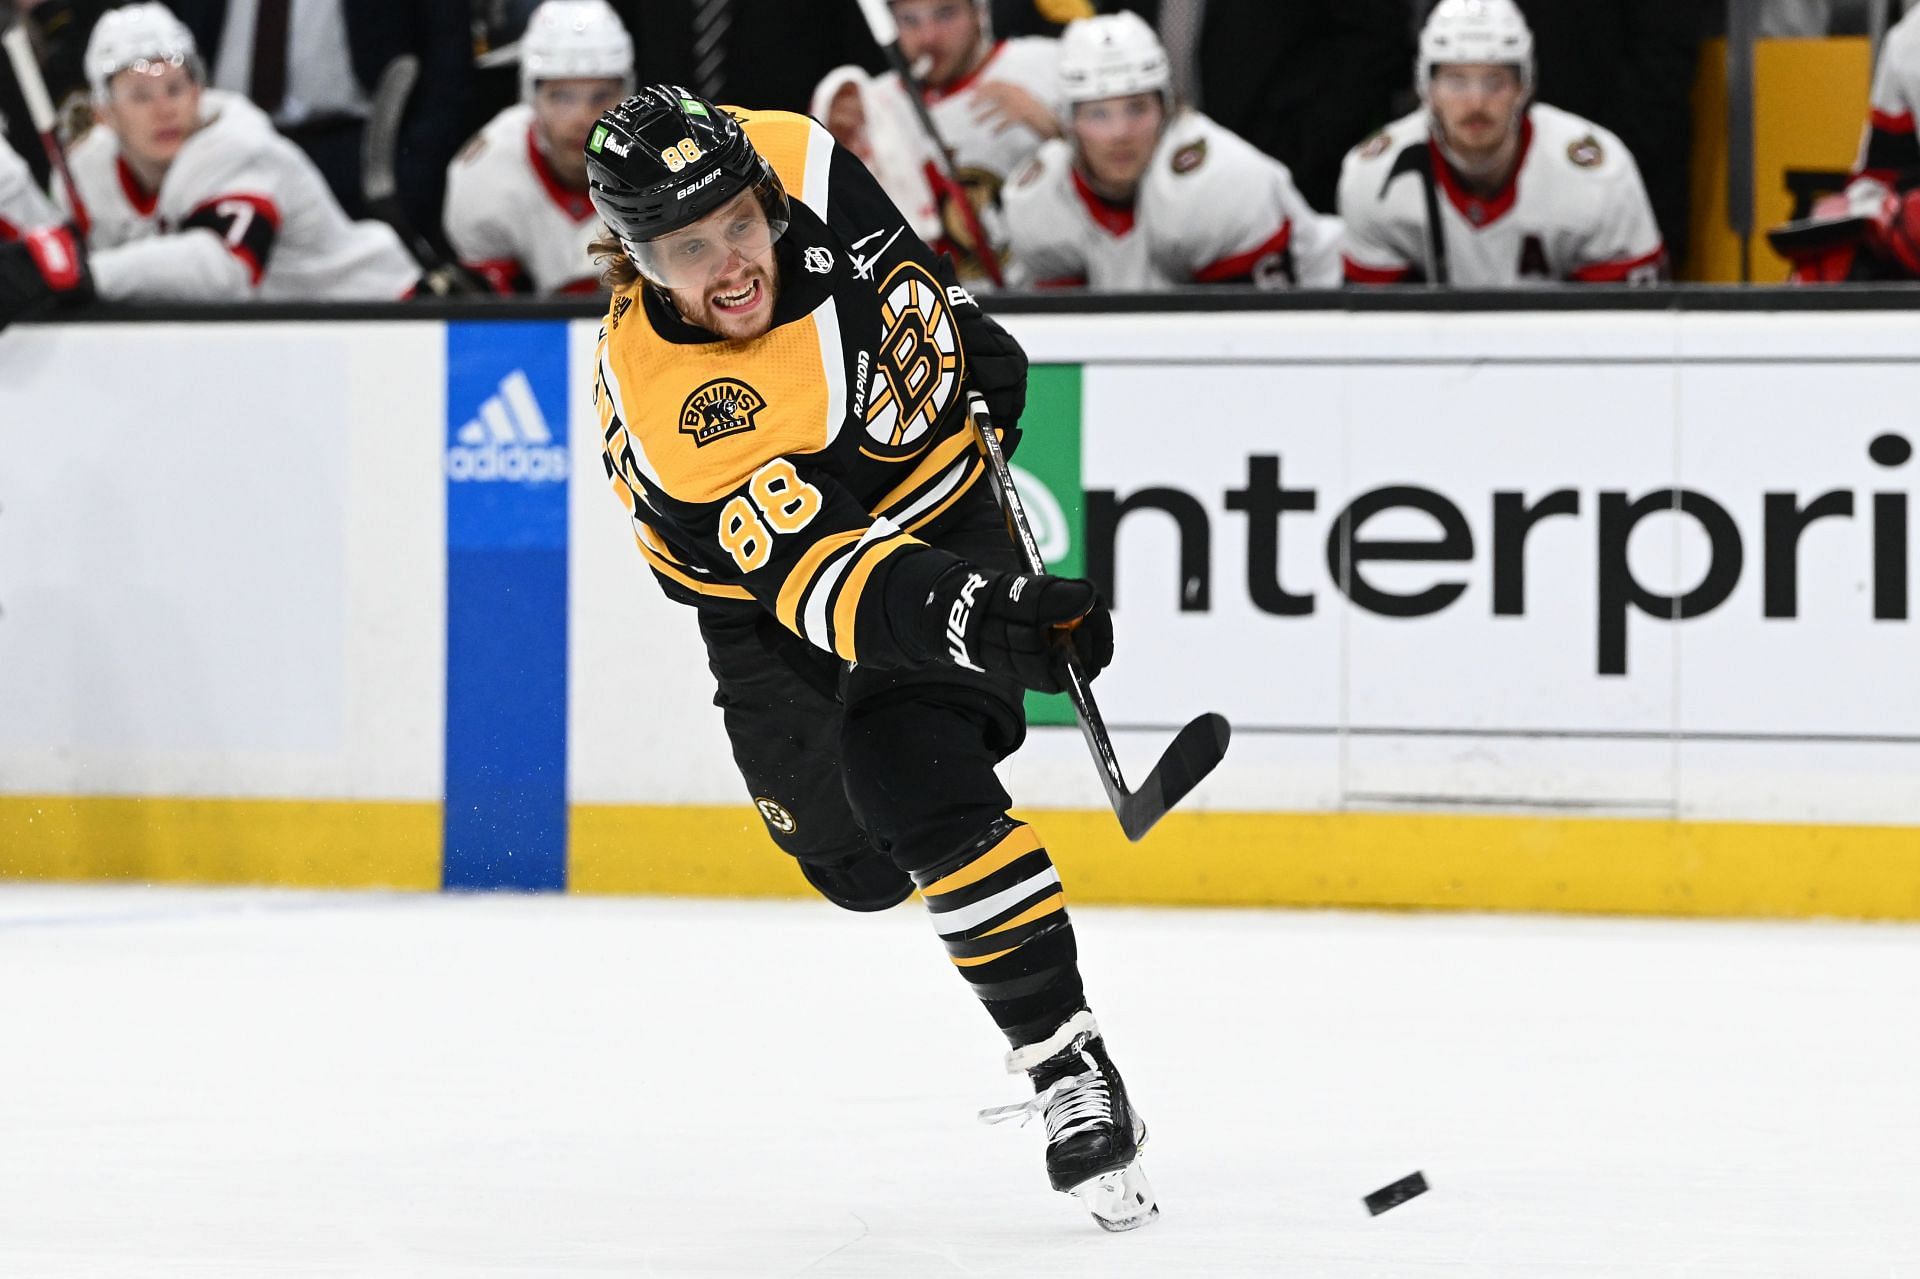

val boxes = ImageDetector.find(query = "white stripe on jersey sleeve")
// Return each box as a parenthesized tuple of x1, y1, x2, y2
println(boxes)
(814, 294, 846, 447)
(802, 117, 835, 218)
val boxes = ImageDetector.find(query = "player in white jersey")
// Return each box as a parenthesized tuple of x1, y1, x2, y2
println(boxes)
(1001, 13, 1340, 290)
(53, 3, 418, 303)
(819, 0, 1060, 279)
(809, 65, 942, 244)
(0, 132, 59, 242)
(1791, 5, 1920, 281)
(1337, 0, 1664, 287)
(445, 0, 633, 295)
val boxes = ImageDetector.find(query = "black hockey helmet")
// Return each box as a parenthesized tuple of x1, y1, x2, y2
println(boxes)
(585, 85, 791, 285)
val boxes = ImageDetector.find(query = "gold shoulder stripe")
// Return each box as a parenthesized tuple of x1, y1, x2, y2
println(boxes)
(736, 109, 818, 200)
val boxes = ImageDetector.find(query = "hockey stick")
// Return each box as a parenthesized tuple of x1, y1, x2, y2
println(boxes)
(850, 0, 1006, 287)
(362, 54, 483, 292)
(967, 391, 1230, 841)
(1, 18, 89, 235)
(1385, 144, 1447, 285)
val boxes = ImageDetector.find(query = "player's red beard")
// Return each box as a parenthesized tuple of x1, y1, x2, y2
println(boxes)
(669, 249, 780, 341)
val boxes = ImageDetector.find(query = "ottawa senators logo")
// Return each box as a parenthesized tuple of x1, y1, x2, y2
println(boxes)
(1171, 139, 1207, 174)
(1568, 135, 1605, 168)
(680, 378, 765, 447)
(864, 261, 961, 458)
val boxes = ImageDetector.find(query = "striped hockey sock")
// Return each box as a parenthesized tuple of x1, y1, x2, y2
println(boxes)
(915, 818, 1087, 1045)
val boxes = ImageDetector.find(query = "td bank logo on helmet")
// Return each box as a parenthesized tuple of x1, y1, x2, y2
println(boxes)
(447, 370, 569, 483)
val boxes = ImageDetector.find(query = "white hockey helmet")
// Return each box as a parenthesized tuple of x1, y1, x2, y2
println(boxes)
(1417, 0, 1534, 100)
(86, 2, 204, 103)
(520, 0, 636, 102)
(1057, 12, 1171, 106)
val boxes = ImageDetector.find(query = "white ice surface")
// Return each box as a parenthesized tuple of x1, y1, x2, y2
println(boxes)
(2, 885, 1917, 1277)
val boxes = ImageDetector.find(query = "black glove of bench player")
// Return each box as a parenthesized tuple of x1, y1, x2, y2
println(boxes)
(923, 563, 1114, 694)
(0, 225, 92, 331)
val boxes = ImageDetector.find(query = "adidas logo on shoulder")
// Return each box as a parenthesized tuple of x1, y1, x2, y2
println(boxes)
(447, 370, 570, 483)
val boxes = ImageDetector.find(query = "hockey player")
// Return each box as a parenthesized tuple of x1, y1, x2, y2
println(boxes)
(1777, 5, 1920, 282)
(0, 131, 73, 330)
(0, 130, 58, 241)
(1337, 0, 1665, 287)
(819, 0, 1062, 279)
(2, 2, 419, 315)
(445, 0, 634, 295)
(808, 65, 942, 244)
(585, 86, 1156, 1232)
(1001, 12, 1342, 290)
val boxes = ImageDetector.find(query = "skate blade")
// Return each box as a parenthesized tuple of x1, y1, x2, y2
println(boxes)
(1069, 1159, 1159, 1232)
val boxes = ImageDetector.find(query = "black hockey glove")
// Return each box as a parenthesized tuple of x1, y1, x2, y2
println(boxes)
(923, 563, 1113, 694)
(0, 226, 92, 332)
(936, 255, 1028, 428)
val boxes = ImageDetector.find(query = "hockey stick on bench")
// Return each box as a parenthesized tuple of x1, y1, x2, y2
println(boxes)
(1, 17, 89, 236)
(967, 391, 1230, 841)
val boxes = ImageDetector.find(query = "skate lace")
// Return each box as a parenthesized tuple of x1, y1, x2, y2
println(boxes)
(976, 1051, 1113, 1145)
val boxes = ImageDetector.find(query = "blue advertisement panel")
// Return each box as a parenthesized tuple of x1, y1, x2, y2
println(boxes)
(443, 321, 571, 890)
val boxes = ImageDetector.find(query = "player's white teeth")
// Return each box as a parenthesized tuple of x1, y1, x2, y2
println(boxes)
(715, 280, 757, 308)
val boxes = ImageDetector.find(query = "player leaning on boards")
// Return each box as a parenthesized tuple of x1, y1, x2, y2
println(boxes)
(585, 86, 1157, 1231)
(0, 2, 419, 329)
(1773, 4, 1920, 281)
(445, 0, 632, 295)
(0, 125, 58, 242)
(1337, 0, 1665, 286)
(1001, 11, 1342, 290)
(821, 0, 1062, 282)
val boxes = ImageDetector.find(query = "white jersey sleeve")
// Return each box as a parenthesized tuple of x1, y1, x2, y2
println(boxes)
(810, 67, 943, 243)
(1335, 116, 1428, 283)
(1850, 8, 1920, 212)
(1141, 111, 1341, 288)
(0, 138, 58, 240)
(1001, 141, 1091, 287)
(1538, 113, 1664, 282)
(917, 37, 1061, 188)
(443, 103, 605, 295)
(444, 124, 525, 274)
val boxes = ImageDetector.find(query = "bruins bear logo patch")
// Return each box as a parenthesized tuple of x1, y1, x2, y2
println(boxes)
(680, 378, 766, 447)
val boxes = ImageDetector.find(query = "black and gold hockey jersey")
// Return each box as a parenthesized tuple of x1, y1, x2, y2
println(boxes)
(593, 108, 1025, 667)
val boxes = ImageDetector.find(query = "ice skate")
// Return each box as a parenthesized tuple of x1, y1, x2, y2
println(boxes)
(979, 1010, 1159, 1232)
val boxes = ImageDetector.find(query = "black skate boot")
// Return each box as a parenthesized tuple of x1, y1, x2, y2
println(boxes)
(978, 1010, 1159, 1231)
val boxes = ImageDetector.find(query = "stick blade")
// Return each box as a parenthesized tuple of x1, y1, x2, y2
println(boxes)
(362, 54, 420, 205)
(1115, 712, 1230, 841)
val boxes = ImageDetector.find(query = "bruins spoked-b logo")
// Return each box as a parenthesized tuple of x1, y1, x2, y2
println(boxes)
(681, 378, 766, 447)
(864, 260, 962, 458)
(755, 797, 798, 835)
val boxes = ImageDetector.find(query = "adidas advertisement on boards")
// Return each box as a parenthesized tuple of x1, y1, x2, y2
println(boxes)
(444, 322, 571, 890)
(1015, 352, 1920, 816)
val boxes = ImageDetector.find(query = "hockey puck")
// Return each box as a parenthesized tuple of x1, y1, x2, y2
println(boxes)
(1363, 1171, 1429, 1216)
